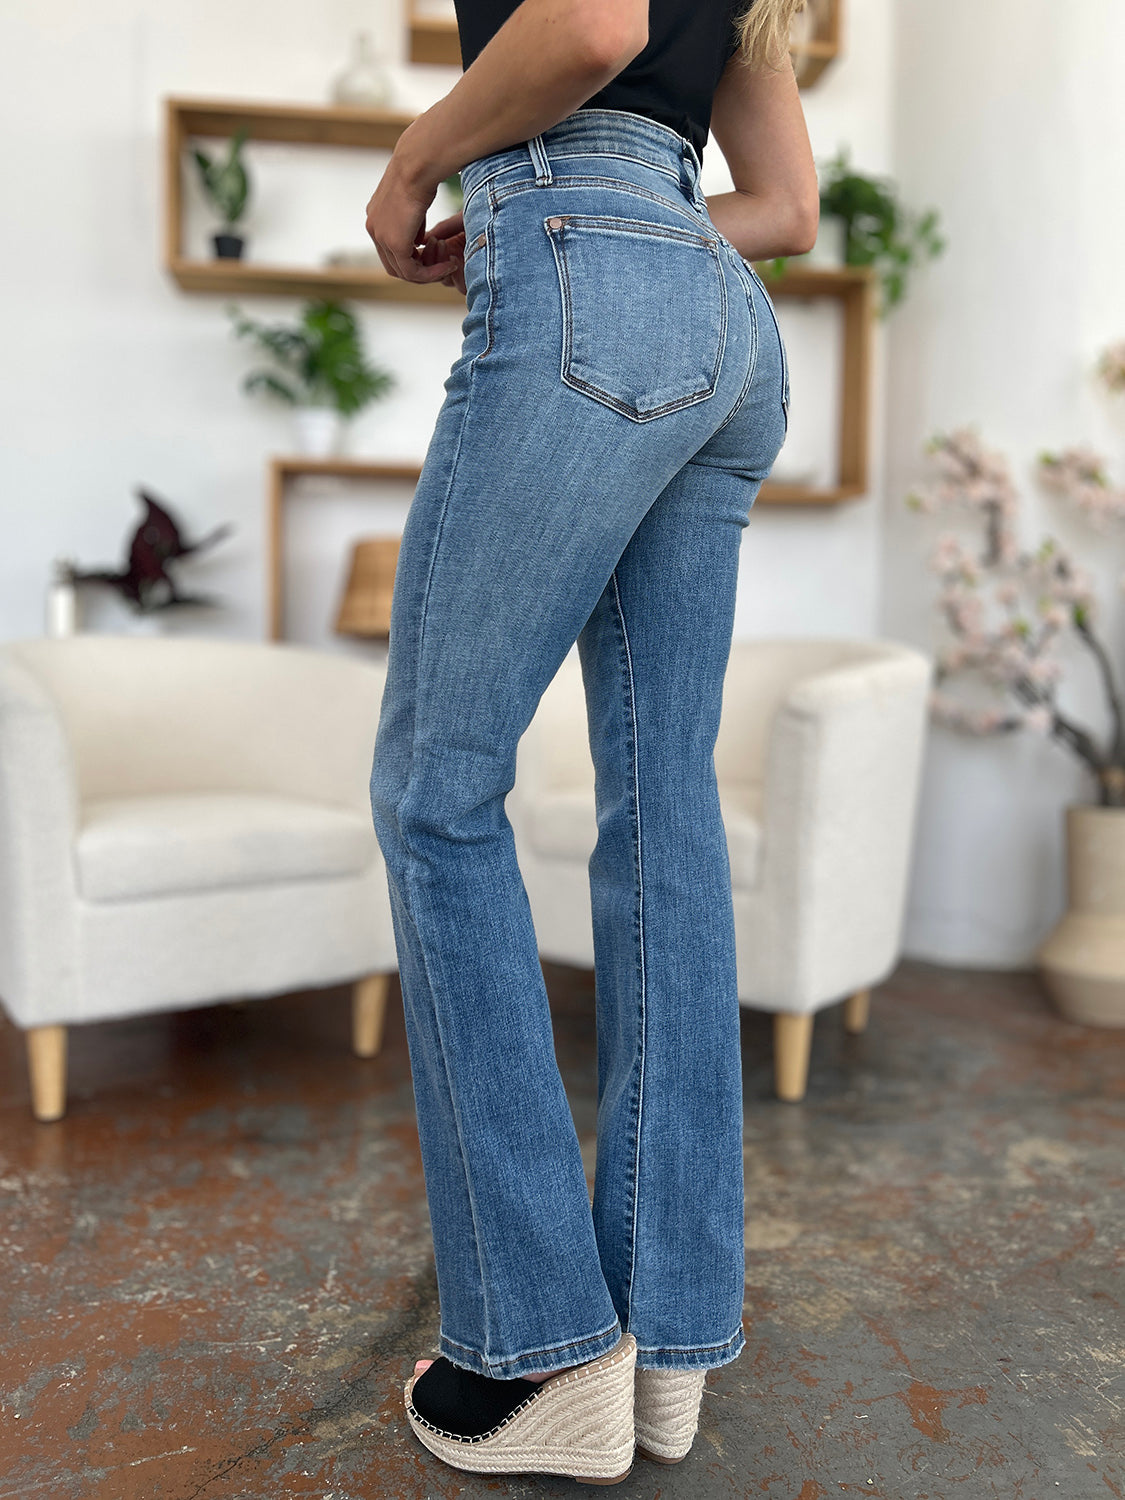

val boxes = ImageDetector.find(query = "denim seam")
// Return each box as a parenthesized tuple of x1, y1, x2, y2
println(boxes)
(563, 105, 695, 146)
(395, 354, 495, 1353)
(712, 269, 760, 437)
(549, 212, 717, 248)
(521, 149, 682, 185)
(459, 103, 697, 206)
(440, 1317, 622, 1372)
(634, 1326, 746, 1370)
(563, 105, 698, 151)
(546, 221, 727, 421)
(463, 150, 683, 215)
(635, 1328, 745, 1356)
(478, 183, 498, 360)
(494, 174, 704, 228)
(608, 569, 647, 1329)
(383, 880, 494, 1349)
(745, 263, 790, 428)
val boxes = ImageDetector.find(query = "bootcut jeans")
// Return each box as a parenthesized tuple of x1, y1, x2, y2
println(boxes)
(369, 107, 789, 1379)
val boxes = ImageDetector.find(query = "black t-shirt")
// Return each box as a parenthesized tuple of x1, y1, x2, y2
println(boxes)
(451, 0, 748, 160)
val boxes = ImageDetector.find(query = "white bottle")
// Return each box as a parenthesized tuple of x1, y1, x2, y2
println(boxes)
(331, 32, 393, 109)
(46, 557, 79, 638)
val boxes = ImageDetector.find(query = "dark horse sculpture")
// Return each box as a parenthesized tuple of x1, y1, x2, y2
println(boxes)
(71, 488, 234, 612)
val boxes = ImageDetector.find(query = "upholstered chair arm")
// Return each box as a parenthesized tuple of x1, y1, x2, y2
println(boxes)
(0, 654, 81, 1026)
(752, 649, 933, 1010)
(510, 652, 592, 823)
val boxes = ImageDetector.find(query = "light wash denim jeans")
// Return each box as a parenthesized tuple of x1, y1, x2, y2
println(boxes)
(370, 108, 788, 1379)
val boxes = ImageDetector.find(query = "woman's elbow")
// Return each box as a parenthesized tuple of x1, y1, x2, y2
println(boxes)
(783, 195, 820, 257)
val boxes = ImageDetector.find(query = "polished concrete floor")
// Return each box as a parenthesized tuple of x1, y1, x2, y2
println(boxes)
(0, 959, 1121, 1499)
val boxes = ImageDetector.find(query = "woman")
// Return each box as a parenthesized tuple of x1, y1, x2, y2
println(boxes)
(364, 0, 817, 1483)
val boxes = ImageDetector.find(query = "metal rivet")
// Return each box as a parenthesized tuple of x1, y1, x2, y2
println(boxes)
(546, 216, 564, 230)
(476, 233, 486, 247)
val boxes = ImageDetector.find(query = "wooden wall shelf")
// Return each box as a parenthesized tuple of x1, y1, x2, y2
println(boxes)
(409, 8, 462, 67)
(267, 263, 873, 630)
(405, 1, 842, 85)
(753, 261, 874, 506)
(164, 96, 459, 305)
(267, 457, 422, 640)
(266, 254, 873, 639)
(167, 256, 463, 304)
(790, 0, 843, 88)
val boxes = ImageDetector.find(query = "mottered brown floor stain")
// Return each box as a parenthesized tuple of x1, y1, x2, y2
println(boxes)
(896, 1380, 989, 1442)
(0, 960, 1123, 1497)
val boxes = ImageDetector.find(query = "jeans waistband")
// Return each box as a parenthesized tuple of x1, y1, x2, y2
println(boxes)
(458, 107, 707, 214)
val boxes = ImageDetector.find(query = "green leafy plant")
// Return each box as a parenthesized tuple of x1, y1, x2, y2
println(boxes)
(228, 300, 395, 415)
(821, 147, 944, 311)
(766, 147, 945, 314)
(192, 129, 251, 231)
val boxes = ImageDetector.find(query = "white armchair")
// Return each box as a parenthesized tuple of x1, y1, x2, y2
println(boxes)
(510, 638, 933, 1101)
(0, 636, 397, 1121)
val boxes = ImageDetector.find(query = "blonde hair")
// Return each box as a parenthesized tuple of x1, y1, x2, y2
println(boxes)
(733, 0, 808, 72)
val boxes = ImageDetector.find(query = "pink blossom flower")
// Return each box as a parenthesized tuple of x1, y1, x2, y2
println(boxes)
(910, 425, 1120, 780)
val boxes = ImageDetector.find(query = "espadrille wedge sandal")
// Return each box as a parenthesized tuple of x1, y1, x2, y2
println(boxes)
(404, 1332, 637, 1483)
(633, 1366, 708, 1464)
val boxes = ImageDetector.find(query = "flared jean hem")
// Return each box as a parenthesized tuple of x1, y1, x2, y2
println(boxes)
(634, 1322, 746, 1372)
(439, 1317, 625, 1380)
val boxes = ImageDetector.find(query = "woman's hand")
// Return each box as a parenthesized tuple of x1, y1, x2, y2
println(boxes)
(364, 152, 465, 292)
(361, 1, 647, 295)
(424, 211, 468, 295)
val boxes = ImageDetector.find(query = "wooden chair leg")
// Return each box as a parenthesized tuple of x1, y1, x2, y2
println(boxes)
(773, 1012, 814, 1102)
(352, 974, 390, 1058)
(26, 1025, 68, 1122)
(843, 988, 871, 1034)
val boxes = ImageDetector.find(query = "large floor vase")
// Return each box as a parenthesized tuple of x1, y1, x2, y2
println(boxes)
(1036, 803, 1125, 1027)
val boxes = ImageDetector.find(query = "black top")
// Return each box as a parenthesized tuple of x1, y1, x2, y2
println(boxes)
(451, 0, 748, 160)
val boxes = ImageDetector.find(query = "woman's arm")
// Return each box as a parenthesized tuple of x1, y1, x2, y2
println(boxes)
(366, 0, 648, 286)
(705, 47, 820, 262)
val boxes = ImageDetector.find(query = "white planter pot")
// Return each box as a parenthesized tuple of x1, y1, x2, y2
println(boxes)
(294, 408, 344, 458)
(45, 579, 79, 637)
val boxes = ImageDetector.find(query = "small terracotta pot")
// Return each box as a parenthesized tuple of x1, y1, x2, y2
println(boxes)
(1035, 803, 1125, 1026)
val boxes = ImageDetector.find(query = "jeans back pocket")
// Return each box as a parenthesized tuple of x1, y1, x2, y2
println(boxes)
(544, 214, 728, 423)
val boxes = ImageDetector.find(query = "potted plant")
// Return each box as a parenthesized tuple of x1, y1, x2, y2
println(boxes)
(66, 488, 233, 633)
(771, 147, 945, 313)
(228, 299, 395, 455)
(192, 128, 251, 259)
(906, 361, 1125, 1025)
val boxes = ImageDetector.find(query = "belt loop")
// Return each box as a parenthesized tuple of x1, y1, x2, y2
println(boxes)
(528, 133, 553, 186)
(681, 141, 706, 212)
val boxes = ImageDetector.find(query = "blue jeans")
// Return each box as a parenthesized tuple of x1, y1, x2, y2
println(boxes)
(370, 108, 788, 1379)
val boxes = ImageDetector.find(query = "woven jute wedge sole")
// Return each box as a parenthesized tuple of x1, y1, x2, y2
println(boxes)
(634, 1366, 708, 1464)
(404, 1332, 637, 1483)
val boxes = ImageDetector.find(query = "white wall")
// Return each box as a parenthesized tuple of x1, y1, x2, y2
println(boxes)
(708, 0, 895, 640)
(0, 0, 895, 650)
(0, 0, 466, 646)
(885, 0, 1125, 964)
(22, 0, 1106, 968)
